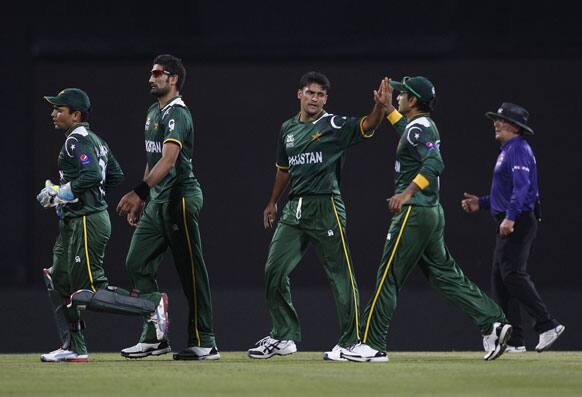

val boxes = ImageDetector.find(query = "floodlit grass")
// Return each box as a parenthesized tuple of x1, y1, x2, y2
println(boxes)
(1, 352, 581, 397)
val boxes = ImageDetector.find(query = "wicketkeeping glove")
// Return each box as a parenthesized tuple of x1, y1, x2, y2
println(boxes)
(36, 180, 78, 208)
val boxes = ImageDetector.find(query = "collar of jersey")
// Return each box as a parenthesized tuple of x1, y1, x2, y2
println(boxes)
(500, 135, 523, 150)
(296, 110, 329, 124)
(160, 96, 186, 113)
(65, 122, 90, 137)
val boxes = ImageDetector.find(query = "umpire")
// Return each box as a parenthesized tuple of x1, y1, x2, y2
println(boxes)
(462, 102, 565, 353)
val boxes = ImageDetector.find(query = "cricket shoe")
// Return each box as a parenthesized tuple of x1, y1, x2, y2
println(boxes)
(121, 340, 171, 359)
(41, 348, 88, 363)
(535, 324, 565, 352)
(323, 344, 349, 361)
(148, 292, 169, 341)
(173, 346, 221, 360)
(483, 322, 512, 361)
(505, 345, 526, 353)
(248, 336, 297, 359)
(341, 343, 389, 362)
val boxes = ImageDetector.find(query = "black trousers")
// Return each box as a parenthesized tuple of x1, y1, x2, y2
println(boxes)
(491, 211, 558, 345)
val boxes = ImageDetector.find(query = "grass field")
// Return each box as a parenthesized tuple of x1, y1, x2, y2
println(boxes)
(1, 352, 581, 397)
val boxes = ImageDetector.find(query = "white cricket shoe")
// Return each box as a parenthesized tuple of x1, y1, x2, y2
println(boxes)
(41, 348, 88, 363)
(535, 324, 565, 352)
(148, 292, 169, 341)
(341, 343, 389, 362)
(121, 340, 171, 359)
(173, 346, 221, 360)
(323, 344, 349, 361)
(483, 322, 512, 361)
(248, 336, 297, 359)
(505, 345, 526, 353)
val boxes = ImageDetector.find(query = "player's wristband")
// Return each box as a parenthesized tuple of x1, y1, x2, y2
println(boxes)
(133, 181, 150, 201)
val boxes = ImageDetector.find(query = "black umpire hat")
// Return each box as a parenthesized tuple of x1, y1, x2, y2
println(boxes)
(485, 102, 534, 135)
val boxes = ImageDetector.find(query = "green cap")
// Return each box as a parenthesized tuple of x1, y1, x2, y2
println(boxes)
(390, 76, 436, 102)
(44, 88, 91, 112)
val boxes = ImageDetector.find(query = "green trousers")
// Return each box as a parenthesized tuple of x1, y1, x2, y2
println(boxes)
(361, 204, 506, 351)
(265, 195, 360, 347)
(52, 210, 110, 354)
(126, 189, 216, 347)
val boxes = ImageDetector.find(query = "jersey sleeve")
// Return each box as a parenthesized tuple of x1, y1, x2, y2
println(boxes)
(386, 110, 408, 137)
(333, 115, 374, 148)
(275, 124, 289, 170)
(67, 136, 104, 195)
(104, 150, 124, 192)
(161, 107, 190, 149)
(405, 125, 444, 190)
(506, 145, 533, 221)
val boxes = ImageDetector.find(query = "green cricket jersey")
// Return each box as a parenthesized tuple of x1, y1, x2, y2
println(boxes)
(144, 96, 199, 203)
(276, 111, 373, 198)
(388, 111, 444, 206)
(58, 123, 124, 219)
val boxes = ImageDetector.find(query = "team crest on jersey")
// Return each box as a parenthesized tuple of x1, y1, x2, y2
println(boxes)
(286, 134, 295, 148)
(311, 132, 322, 141)
(64, 136, 79, 158)
(79, 153, 90, 165)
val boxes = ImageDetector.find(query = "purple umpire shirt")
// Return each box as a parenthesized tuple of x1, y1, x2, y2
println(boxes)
(478, 136, 539, 221)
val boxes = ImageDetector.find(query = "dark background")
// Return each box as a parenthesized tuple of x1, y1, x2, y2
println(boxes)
(1, 1, 580, 352)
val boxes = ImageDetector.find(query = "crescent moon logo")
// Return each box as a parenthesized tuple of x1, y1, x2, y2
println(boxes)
(64, 136, 79, 157)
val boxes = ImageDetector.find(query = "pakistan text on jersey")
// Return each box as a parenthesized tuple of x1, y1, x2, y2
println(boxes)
(145, 140, 162, 153)
(288, 151, 323, 166)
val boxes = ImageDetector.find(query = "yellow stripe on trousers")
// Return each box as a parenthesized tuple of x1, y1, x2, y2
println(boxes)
(82, 216, 96, 292)
(363, 205, 412, 343)
(182, 197, 201, 346)
(330, 196, 360, 340)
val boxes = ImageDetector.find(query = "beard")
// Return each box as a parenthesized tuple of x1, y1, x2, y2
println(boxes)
(150, 84, 170, 98)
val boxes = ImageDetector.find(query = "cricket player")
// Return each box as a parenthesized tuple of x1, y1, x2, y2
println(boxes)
(342, 76, 512, 362)
(37, 88, 169, 362)
(117, 54, 219, 360)
(248, 72, 390, 361)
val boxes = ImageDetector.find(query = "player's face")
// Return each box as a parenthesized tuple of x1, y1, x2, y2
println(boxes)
(493, 118, 520, 143)
(149, 64, 172, 97)
(298, 83, 328, 117)
(50, 106, 77, 131)
(396, 91, 414, 114)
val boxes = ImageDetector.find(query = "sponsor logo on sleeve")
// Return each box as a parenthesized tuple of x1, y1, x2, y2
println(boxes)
(285, 134, 295, 148)
(79, 153, 91, 165)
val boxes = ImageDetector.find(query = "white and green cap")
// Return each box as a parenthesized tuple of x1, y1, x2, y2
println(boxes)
(390, 76, 436, 102)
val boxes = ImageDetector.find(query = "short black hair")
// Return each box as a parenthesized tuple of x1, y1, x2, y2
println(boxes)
(415, 97, 436, 113)
(153, 54, 187, 91)
(299, 71, 331, 92)
(64, 106, 89, 122)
